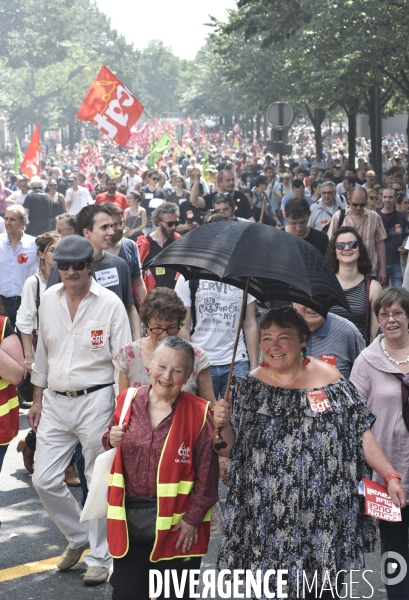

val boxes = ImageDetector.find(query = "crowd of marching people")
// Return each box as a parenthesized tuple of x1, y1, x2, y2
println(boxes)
(0, 123, 409, 599)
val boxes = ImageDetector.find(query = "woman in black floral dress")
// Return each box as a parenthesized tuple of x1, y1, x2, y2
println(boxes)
(214, 306, 406, 599)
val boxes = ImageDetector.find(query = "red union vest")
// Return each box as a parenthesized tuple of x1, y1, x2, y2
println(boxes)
(107, 387, 212, 560)
(0, 316, 19, 445)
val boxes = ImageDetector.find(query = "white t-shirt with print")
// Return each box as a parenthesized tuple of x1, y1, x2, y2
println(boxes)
(175, 275, 255, 365)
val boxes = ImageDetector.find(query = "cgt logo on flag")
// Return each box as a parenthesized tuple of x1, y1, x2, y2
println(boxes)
(76, 65, 144, 147)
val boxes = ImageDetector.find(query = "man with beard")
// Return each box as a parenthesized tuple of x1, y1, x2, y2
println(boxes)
(137, 202, 181, 291)
(103, 203, 147, 304)
(95, 177, 128, 211)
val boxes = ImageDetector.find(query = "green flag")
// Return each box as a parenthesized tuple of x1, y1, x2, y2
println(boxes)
(13, 136, 22, 174)
(202, 150, 209, 177)
(149, 133, 173, 168)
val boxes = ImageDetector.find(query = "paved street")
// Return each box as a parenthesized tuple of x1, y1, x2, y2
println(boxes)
(1, 410, 389, 599)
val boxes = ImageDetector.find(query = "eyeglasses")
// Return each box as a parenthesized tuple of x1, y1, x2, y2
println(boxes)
(57, 261, 88, 271)
(368, 195, 377, 200)
(48, 183, 57, 187)
(56, 227, 71, 233)
(350, 203, 367, 207)
(321, 191, 334, 195)
(378, 311, 407, 321)
(148, 323, 181, 335)
(161, 220, 180, 227)
(335, 241, 359, 250)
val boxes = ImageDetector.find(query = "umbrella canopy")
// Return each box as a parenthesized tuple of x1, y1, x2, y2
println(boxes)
(146, 220, 349, 317)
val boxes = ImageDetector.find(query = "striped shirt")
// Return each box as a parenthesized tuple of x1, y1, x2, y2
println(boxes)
(327, 207, 387, 273)
(329, 278, 367, 339)
(306, 313, 365, 378)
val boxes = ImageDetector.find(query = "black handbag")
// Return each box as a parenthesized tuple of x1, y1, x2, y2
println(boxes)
(125, 496, 157, 542)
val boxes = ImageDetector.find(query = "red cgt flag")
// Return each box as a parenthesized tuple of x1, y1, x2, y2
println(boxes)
(20, 123, 40, 177)
(76, 65, 144, 147)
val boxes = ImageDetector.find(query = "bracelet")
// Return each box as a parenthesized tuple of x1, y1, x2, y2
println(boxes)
(384, 473, 402, 486)
(24, 360, 34, 364)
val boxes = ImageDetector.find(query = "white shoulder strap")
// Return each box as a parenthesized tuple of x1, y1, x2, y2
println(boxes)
(118, 387, 139, 426)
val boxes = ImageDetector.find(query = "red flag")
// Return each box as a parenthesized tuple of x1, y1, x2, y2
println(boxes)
(78, 150, 93, 173)
(20, 123, 40, 177)
(76, 65, 144, 147)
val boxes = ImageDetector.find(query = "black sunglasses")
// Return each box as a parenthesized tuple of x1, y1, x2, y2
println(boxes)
(57, 261, 88, 271)
(161, 220, 180, 227)
(335, 241, 359, 250)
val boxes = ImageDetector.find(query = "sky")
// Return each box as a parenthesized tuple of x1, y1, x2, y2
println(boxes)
(94, 0, 237, 60)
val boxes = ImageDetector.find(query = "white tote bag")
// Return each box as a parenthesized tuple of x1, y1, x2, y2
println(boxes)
(80, 387, 137, 522)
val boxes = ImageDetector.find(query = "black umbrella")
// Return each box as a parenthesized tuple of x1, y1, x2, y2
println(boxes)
(146, 220, 349, 316)
(146, 220, 349, 449)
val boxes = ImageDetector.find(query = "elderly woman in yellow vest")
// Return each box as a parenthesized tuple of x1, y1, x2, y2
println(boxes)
(102, 336, 219, 600)
(0, 304, 25, 472)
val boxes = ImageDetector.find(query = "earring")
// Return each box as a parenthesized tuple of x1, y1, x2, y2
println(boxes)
(301, 346, 310, 366)
(260, 361, 269, 367)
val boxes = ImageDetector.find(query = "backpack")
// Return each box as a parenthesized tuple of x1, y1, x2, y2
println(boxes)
(322, 208, 345, 234)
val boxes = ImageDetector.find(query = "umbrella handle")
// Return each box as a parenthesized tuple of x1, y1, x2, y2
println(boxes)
(213, 276, 251, 450)
(260, 195, 267, 222)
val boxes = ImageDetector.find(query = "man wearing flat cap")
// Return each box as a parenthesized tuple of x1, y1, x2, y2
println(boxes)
(29, 236, 131, 586)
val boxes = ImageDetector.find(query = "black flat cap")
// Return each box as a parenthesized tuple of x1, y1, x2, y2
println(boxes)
(53, 236, 94, 262)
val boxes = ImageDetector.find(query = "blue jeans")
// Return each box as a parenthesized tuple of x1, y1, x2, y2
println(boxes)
(386, 263, 403, 287)
(210, 361, 250, 399)
(379, 506, 409, 600)
(0, 445, 8, 471)
(1, 296, 21, 331)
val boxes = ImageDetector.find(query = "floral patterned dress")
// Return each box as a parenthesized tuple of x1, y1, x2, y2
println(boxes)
(113, 339, 211, 394)
(218, 374, 377, 598)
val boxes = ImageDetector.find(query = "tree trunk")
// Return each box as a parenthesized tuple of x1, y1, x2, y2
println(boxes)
(68, 122, 75, 150)
(219, 115, 223, 128)
(406, 113, 409, 145)
(305, 105, 325, 156)
(263, 114, 268, 140)
(224, 114, 232, 130)
(256, 114, 261, 140)
(347, 112, 356, 170)
(367, 86, 382, 178)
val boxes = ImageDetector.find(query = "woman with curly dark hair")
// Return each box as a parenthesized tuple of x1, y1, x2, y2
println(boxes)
(113, 287, 215, 403)
(327, 226, 382, 343)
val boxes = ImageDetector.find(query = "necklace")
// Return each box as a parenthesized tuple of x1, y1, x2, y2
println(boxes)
(381, 337, 409, 364)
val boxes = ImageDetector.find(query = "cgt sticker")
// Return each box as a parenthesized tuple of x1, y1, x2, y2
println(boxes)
(306, 389, 331, 413)
(91, 329, 104, 350)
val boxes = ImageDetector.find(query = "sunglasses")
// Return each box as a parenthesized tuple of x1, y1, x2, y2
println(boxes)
(161, 220, 180, 227)
(57, 261, 88, 271)
(151, 177, 159, 181)
(350, 203, 366, 207)
(335, 241, 359, 250)
(368, 195, 377, 199)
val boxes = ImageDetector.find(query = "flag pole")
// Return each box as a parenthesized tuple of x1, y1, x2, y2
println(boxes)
(143, 107, 184, 154)
(214, 276, 251, 450)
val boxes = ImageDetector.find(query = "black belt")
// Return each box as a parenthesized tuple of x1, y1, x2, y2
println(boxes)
(54, 382, 114, 398)
(1, 295, 21, 301)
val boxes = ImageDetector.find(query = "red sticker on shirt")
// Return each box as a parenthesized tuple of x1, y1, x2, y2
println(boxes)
(321, 219, 328, 226)
(91, 329, 104, 350)
(320, 354, 337, 366)
(307, 389, 331, 413)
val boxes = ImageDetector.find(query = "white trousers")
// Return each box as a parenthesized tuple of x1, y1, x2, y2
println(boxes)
(32, 386, 115, 568)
